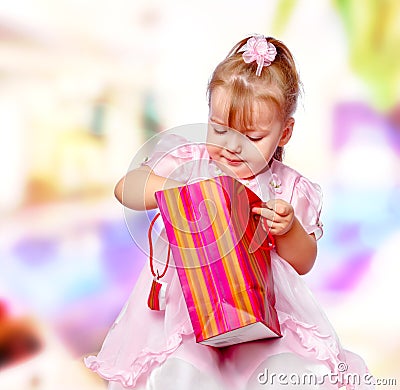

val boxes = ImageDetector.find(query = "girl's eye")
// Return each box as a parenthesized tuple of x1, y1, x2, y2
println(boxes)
(247, 136, 264, 142)
(213, 127, 227, 135)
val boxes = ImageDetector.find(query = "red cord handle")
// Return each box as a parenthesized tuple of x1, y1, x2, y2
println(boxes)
(148, 213, 170, 279)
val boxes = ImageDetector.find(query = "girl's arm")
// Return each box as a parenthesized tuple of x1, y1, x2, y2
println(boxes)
(273, 217, 317, 275)
(114, 165, 183, 210)
(252, 199, 317, 275)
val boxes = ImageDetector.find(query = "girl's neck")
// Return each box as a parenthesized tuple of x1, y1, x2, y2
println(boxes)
(240, 158, 275, 181)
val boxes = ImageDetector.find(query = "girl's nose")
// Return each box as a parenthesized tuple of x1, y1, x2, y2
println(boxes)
(226, 132, 242, 154)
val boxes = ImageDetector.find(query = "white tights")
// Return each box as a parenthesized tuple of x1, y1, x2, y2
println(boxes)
(107, 358, 222, 390)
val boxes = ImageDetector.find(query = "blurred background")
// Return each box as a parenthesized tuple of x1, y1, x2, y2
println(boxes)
(0, 0, 399, 388)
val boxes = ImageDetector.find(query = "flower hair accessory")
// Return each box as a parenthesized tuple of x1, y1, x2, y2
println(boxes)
(238, 35, 277, 76)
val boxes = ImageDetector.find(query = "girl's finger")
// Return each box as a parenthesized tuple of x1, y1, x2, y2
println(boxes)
(252, 207, 275, 221)
(261, 216, 273, 231)
(265, 199, 291, 216)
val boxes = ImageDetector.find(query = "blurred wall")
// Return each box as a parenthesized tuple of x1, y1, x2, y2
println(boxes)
(0, 0, 399, 387)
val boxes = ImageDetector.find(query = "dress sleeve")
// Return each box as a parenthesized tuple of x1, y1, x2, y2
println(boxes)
(140, 133, 202, 184)
(291, 177, 323, 240)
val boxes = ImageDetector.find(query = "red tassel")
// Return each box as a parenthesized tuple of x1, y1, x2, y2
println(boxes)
(148, 278, 167, 311)
(147, 213, 170, 311)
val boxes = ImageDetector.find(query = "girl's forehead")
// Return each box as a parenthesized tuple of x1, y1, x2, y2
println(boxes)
(209, 88, 279, 131)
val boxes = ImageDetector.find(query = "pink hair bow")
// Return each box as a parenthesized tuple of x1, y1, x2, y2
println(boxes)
(238, 35, 277, 76)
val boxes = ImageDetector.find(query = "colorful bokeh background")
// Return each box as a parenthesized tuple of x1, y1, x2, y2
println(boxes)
(1, 0, 399, 388)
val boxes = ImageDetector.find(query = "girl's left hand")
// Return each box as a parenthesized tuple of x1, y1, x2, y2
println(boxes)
(252, 199, 295, 236)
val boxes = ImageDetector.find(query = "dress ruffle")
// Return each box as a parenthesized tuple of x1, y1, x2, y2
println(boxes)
(85, 326, 192, 388)
(279, 313, 340, 364)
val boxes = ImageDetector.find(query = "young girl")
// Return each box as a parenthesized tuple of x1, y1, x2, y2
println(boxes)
(85, 35, 373, 389)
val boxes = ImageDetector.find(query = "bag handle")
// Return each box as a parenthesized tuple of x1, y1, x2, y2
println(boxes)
(148, 213, 170, 279)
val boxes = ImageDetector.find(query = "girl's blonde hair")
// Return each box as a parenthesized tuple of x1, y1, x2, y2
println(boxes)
(207, 36, 301, 161)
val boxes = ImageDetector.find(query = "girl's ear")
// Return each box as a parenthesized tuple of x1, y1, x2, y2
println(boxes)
(278, 117, 294, 147)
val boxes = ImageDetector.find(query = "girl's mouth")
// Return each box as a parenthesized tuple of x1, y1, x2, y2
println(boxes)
(223, 156, 243, 166)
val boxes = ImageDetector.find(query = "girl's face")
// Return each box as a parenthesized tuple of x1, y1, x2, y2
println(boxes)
(207, 87, 294, 179)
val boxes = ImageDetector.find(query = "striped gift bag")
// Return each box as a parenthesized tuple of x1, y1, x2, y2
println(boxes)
(155, 176, 281, 347)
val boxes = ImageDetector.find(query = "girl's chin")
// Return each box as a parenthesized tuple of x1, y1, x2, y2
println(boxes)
(214, 161, 254, 179)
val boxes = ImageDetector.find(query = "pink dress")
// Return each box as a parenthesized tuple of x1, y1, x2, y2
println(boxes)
(85, 134, 373, 390)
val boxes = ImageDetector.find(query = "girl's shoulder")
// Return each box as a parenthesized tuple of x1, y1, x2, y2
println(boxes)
(270, 159, 323, 239)
(270, 159, 322, 204)
(270, 159, 305, 182)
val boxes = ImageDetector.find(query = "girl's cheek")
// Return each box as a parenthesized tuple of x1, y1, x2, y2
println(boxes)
(206, 144, 221, 158)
